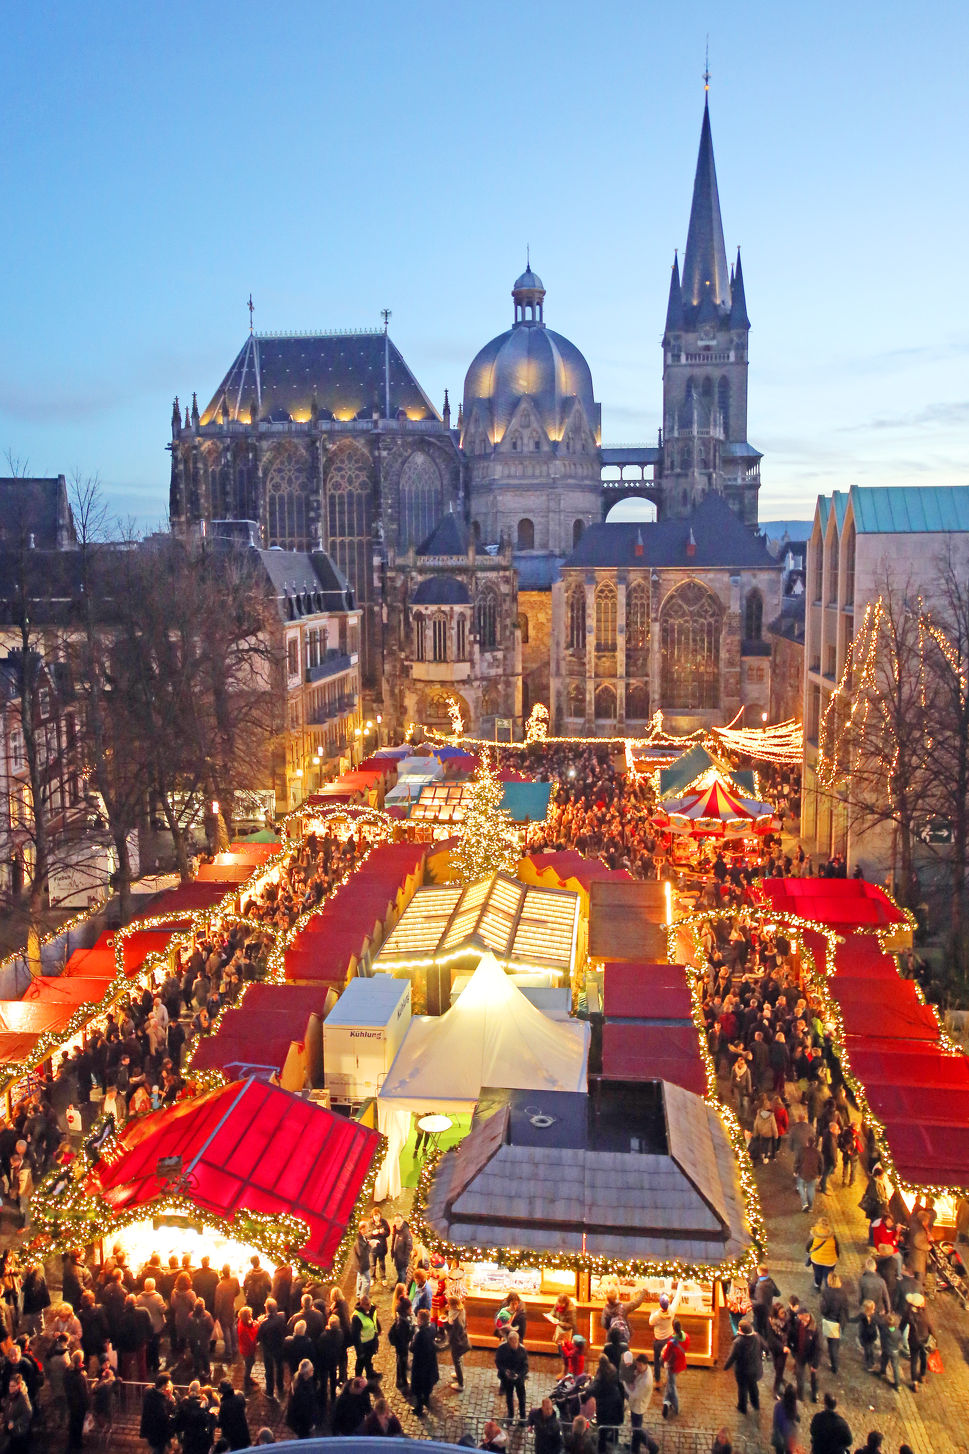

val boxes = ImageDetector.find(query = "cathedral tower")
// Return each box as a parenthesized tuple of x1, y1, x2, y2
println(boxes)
(658, 97, 761, 525)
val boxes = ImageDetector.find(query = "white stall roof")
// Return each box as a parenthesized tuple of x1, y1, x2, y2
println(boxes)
(325, 975, 410, 1027)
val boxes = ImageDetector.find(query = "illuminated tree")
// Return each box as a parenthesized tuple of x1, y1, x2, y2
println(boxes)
(452, 749, 519, 884)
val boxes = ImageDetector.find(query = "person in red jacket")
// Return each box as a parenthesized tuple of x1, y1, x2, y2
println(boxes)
(238, 1307, 259, 1388)
(660, 1321, 689, 1419)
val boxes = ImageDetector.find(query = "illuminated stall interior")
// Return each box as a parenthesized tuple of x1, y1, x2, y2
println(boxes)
(419, 1079, 753, 1365)
(374, 872, 580, 1012)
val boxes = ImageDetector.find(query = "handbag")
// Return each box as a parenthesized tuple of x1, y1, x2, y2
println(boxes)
(927, 1347, 944, 1374)
(821, 1318, 841, 1339)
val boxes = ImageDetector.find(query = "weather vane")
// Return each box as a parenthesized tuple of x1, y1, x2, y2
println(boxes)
(248, 293, 254, 335)
(704, 37, 710, 93)
(381, 308, 392, 333)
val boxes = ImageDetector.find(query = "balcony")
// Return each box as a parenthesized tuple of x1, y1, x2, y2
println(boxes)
(307, 695, 355, 726)
(306, 650, 353, 684)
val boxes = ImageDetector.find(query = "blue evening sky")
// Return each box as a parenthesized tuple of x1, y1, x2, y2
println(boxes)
(2, 1, 968, 530)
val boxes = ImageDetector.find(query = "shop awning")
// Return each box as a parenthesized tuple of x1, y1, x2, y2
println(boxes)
(602, 962, 693, 1022)
(192, 984, 330, 1077)
(755, 878, 907, 929)
(88, 1078, 381, 1271)
(22, 976, 114, 1007)
(0, 1000, 81, 1037)
(0, 1031, 46, 1065)
(135, 883, 232, 922)
(600, 1023, 707, 1095)
(832, 979, 939, 1041)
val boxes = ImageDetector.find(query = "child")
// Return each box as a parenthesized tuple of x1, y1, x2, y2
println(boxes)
(853, 1299, 880, 1370)
(561, 1334, 586, 1377)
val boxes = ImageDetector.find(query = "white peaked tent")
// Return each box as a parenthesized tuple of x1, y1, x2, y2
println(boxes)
(373, 952, 589, 1199)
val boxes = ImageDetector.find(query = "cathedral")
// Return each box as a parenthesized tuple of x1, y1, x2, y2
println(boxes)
(169, 95, 781, 737)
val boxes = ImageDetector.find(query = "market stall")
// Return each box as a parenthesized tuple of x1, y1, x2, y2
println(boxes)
(418, 1081, 753, 1364)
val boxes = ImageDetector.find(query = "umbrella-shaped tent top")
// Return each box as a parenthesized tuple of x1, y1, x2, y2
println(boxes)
(655, 773, 776, 837)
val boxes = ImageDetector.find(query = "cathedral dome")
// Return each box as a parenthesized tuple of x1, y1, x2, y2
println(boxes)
(462, 268, 598, 445)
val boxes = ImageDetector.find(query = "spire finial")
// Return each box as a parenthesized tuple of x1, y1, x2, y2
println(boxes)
(526, 242, 530, 269)
(704, 37, 710, 93)
(381, 308, 392, 334)
(247, 293, 254, 335)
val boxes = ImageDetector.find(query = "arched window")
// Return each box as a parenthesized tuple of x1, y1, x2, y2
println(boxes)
(572, 519, 585, 549)
(472, 520, 482, 544)
(326, 443, 372, 605)
(398, 450, 444, 548)
(595, 583, 617, 651)
(626, 681, 649, 720)
(594, 684, 617, 721)
(567, 681, 585, 717)
(456, 614, 467, 659)
(567, 588, 586, 651)
(717, 377, 730, 437)
(660, 580, 722, 709)
(744, 589, 763, 642)
(476, 590, 498, 649)
(518, 614, 529, 645)
(517, 518, 535, 550)
(266, 447, 309, 551)
(432, 615, 448, 662)
(415, 615, 426, 661)
(627, 581, 649, 652)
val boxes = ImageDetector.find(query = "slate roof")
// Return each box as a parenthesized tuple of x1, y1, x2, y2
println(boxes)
(417, 514, 469, 557)
(200, 332, 439, 425)
(412, 575, 470, 606)
(247, 547, 354, 617)
(515, 553, 561, 590)
(0, 477, 76, 551)
(767, 596, 805, 644)
(681, 99, 731, 314)
(564, 496, 778, 571)
(424, 1082, 751, 1266)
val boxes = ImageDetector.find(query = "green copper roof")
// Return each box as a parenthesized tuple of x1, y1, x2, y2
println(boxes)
(849, 485, 969, 534)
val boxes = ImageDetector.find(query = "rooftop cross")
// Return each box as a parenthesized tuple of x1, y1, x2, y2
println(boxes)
(247, 293, 254, 335)
(381, 307, 392, 334)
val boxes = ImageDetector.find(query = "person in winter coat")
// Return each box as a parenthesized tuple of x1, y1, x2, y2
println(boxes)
(795, 1136, 822, 1212)
(361, 1396, 405, 1437)
(188, 1298, 215, 1380)
(238, 1306, 259, 1386)
(660, 1322, 689, 1419)
(877, 1313, 903, 1390)
(64, 1350, 90, 1453)
(283, 1319, 315, 1392)
(174, 1380, 217, 1454)
(619, 1351, 658, 1454)
(808, 1392, 852, 1454)
(19, 1263, 49, 1338)
(170, 1271, 197, 1353)
(411, 1307, 440, 1417)
(852, 1301, 881, 1370)
(258, 1298, 288, 1399)
(528, 1396, 564, 1454)
(790, 1309, 821, 1403)
(446, 1295, 470, 1390)
(589, 1353, 626, 1452)
(140, 1373, 176, 1454)
(749, 1266, 780, 1338)
(367, 1208, 391, 1284)
(244, 1256, 272, 1317)
(286, 1358, 319, 1439)
(4, 1373, 32, 1454)
(647, 1284, 682, 1378)
(391, 1216, 413, 1286)
(217, 1379, 251, 1451)
(352, 1223, 372, 1300)
(214, 1266, 241, 1362)
(819, 1272, 848, 1372)
(723, 1320, 767, 1414)
(751, 1101, 779, 1163)
(330, 1375, 372, 1435)
(318, 1314, 345, 1405)
(806, 1217, 840, 1289)
(495, 1326, 529, 1421)
(388, 1297, 414, 1393)
(857, 1259, 891, 1317)
(901, 1291, 934, 1390)
(907, 1210, 932, 1282)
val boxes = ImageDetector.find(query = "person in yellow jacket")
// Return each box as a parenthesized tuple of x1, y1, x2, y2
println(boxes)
(806, 1215, 840, 1289)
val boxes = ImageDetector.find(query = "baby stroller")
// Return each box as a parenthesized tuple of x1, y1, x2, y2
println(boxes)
(931, 1241, 969, 1309)
(549, 1373, 593, 1423)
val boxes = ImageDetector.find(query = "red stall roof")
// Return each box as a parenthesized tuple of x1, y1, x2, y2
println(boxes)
(223, 843, 279, 864)
(97, 929, 176, 975)
(602, 963, 693, 1022)
(833, 979, 939, 1041)
(846, 1039, 969, 1091)
(22, 976, 114, 1007)
(0, 1031, 45, 1064)
(756, 878, 906, 928)
(192, 984, 329, 1076)
(878, 1121, 969, 1189)
(62, 947, 118, 979)
(196, 863, 252, 883)
(90, 1078, 380, 1270)
(528, 851, 632, 892)
(864, 1081, 969, 1127)
(135, 883, 232, 922)
(600, 1023, 707, 1095)
(0, 1000, 81, 1036)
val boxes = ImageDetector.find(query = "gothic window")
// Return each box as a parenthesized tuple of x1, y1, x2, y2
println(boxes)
(568, 681, 585, 717)
(456, 614, 467, 659)
(627, 581, 649, 652)
(517, 518, 535, 550)
(567, 588, 586, 650)
(660, 580, 722, 710)
(594, 684, 617, 721)
(415, 615, 426, 661)
(717, 377, 730, 437)
(626, 681, 649, 719)
(518, 613, 529, 645)
(398, 450, 444, 548)
(744, 589, 763, 642)
(326, 444, 372, 605)
(432, 615, 448, 662)
(572, 519, 585, 549)
(476, 589, 498, 649)
(266, 448, 309, 550)
(595, 583, 617, 652)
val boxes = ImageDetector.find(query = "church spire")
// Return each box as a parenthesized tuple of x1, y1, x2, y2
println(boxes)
(729, 247, 750, 329)
(681, 97, 731, 311)
(664, 252, 685, 335)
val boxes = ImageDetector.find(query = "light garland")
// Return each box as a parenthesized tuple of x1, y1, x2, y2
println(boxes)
(524, 704, 549, 745)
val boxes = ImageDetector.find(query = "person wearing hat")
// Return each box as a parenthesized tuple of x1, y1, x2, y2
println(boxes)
(647, 1282, 681, 1380)
(216, 1378, 251, 1451)
(900, 1291, 934, 1390)
(723, 1319, 768, 1415)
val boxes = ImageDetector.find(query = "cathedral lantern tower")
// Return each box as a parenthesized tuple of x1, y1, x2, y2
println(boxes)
(659, 96, 761, 525)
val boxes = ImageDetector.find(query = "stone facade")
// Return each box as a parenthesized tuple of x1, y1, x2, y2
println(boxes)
(518, 588, 553, 718)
